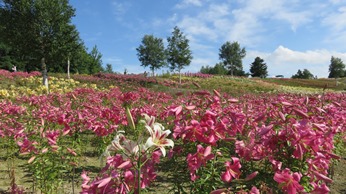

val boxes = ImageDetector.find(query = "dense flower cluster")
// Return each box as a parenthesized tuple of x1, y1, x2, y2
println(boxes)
(81, 113, 174, 193)
(0, 72, 345, 193)
(0, 69, 41, 79)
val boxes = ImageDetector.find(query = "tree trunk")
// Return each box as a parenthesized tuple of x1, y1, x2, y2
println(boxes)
(41, 58, 49, 93)
(67, 56, 70, 79)
(230, 66, 234, 77)
(179, 69, 182, 85)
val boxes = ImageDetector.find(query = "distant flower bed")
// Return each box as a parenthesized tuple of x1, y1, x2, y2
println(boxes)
(94, 73, 158, 84)
(183, 72, 213, 78)
(0, 69, 41, 78)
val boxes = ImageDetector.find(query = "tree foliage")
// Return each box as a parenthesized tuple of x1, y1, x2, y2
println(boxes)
(250, 57, 268, 78)
(328, 56, 345, 78)
(0, 0, 103, 74)
(88, 45, 104, 74)
(136, 34, 166, 76)
(0, 42, 22, 70)
(291, 69, 314, 79)
(219, 41, 246, 76)
(166, 26, 192, 73)
(105, 63, 113, 74)
(200, 62, 228, 75)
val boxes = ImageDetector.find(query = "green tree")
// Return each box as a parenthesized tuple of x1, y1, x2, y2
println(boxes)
(200, 65, 212, 74)
(166, 26, 193, 84)
(0, 0, 84, 72)
(291, 69, 314, 79)
(200, 62, 228, 75)
(0, 0, 37, 70)
(219, 41, 246, 76)
(105, 63, 113, 73)
(136, 34, 166, 76)
(70, 46, 90, 74)
(0, 42, 22, 70)
(89, 45, 104, 74)
(250, 57, 268, 78)
(328, 56, 345, 78)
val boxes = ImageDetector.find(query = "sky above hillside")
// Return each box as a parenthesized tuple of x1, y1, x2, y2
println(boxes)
(69, 0, 346, 78)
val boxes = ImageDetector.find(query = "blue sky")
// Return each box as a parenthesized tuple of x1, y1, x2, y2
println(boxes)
(69, 0, 346, 78)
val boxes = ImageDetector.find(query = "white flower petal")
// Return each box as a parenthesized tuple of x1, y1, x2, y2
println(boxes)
(159, 146, 166, 157)
(145, 125, 154, 135)
(153, 123, 164, 131)
(145, 137, 155, 149)
(165, 139, 174, 148)
(162, 129, 171, 136)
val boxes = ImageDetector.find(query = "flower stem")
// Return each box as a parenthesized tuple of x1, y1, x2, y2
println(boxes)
(137, 158, 141, 194)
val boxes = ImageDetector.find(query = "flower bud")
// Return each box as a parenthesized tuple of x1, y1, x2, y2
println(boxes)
(125, 107, 135, 130)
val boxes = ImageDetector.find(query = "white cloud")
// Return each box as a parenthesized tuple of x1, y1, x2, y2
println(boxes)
(111, 1, 131, 21)
(329, 0, 342, 4)
(322, 6, 346, 31)
(321, 6, 346, 47)
(175, 0, 203, 8)
(169, 1, 346, 78)
(177, 16, 218, 41)
(176, 3, 233, 42)
(202, 3, 230, 20)
(105, 56, 123, 65)
(245, 46, 346, 78)
(229, 0, 314, 41)
(227, 10, 262, 45)
(174, 0, 319, 49)
(274, 11, 312, 32)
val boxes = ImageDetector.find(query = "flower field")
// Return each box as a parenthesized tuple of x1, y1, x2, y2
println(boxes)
(0, 70, 345, 194)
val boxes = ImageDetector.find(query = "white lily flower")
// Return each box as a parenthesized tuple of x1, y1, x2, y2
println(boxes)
(145, 124, 174, 157)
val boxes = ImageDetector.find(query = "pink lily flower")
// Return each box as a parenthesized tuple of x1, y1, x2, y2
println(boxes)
(186, 145, 214, 181)
(274, 168, 304, 194)
(221, 157, 241, 183)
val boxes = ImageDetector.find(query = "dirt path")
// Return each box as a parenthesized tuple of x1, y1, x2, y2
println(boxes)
(330, 158, 346, 194)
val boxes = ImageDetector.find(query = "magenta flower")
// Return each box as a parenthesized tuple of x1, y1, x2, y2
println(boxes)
(210, 188, 228, 194)
(45, 130, 60, 145)
(245, 171, 258, 181)
(186, 145, 214, 181)
(310, 183, 330, 194)
(249, 186, 260, 194)
(274, 168, 304, 194)
(221, 157, 241, 183)
(81, 171, 91, 189)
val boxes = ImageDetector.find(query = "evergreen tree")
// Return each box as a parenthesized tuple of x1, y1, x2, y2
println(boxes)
(250, 57, 268, 78)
